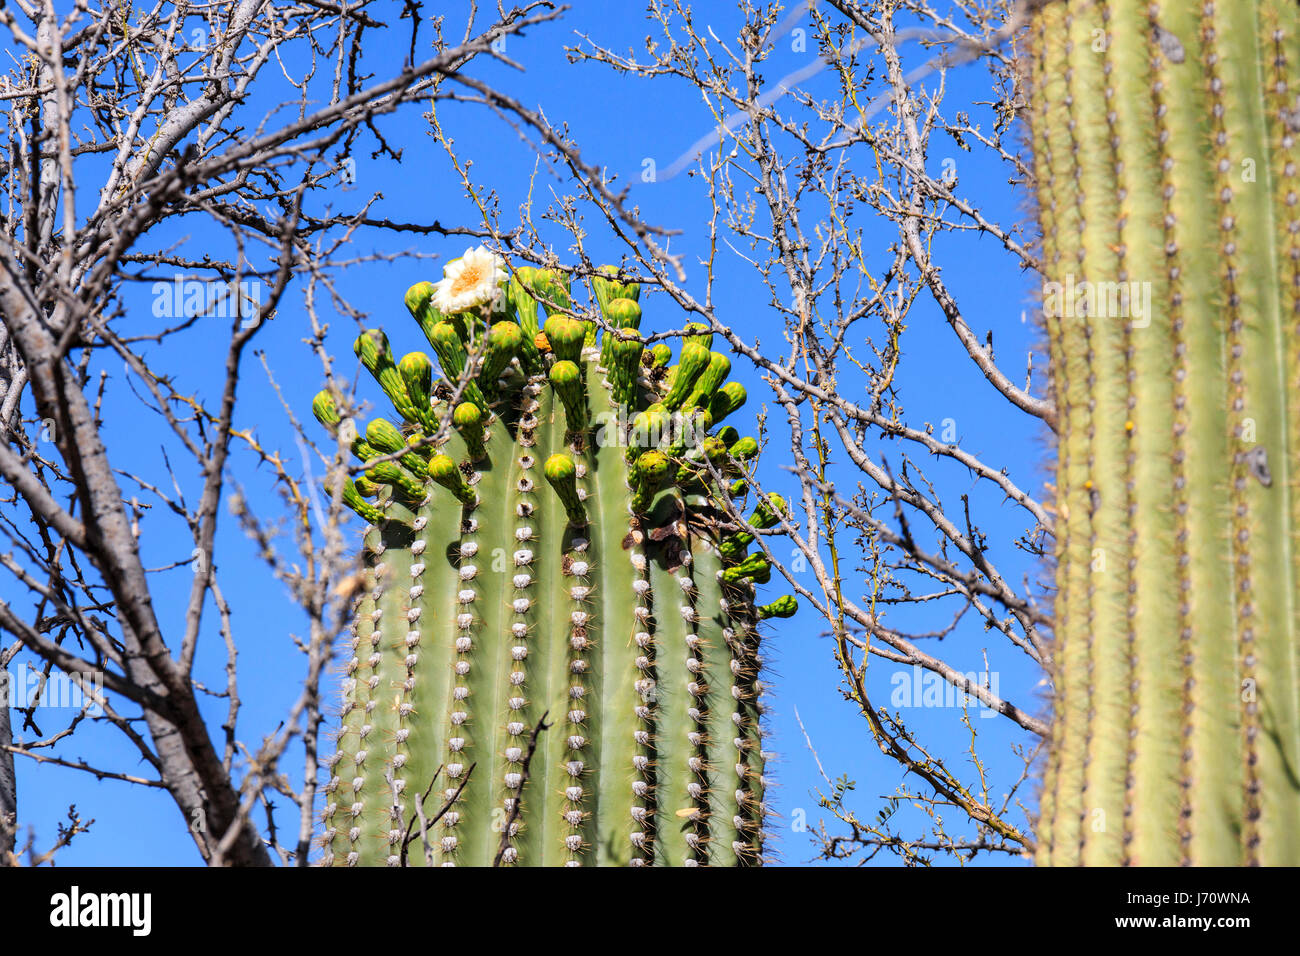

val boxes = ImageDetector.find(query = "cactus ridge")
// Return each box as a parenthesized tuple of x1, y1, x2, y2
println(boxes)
(1026, 0, 1300, 865)
(316, 260, 797, 866)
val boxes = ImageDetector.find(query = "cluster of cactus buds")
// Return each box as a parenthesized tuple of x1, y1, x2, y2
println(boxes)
(314, 250, 797, 866)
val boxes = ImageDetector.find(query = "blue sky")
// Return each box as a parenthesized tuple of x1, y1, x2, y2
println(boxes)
(3, 1, 1046, 865)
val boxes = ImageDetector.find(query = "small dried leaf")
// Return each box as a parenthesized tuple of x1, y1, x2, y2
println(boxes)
(648, 522, 679, 542)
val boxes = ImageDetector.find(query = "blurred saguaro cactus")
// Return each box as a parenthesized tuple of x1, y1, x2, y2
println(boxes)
(1025, 0, 1300, 865)
(314, 251, 797, 866)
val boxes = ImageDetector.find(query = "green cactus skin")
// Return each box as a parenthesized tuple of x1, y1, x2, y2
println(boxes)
(317, 265, 797, 867)
(1026, 0, 1300, 865)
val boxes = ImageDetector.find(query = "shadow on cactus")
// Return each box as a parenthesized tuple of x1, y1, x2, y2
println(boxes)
(312, 248, 797, 866)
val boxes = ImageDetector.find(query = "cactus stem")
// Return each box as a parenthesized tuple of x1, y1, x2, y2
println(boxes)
(320, 262, 794, 866)
(1028, 0, 1300, 866)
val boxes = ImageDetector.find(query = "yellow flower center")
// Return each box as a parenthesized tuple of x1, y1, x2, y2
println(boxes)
(451, 263, 484, 297)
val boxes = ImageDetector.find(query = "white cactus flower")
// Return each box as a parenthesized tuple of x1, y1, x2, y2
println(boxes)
(432, 246, 508, 314)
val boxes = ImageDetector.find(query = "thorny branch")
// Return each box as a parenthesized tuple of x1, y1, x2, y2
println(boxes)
(480, 0, 1052, 863)
(0, 0, 560, 865)
(0, 0, 1056, 867)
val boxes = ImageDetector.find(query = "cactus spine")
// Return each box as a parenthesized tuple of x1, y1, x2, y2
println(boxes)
(316, 251, 796, 866)
(1025, 0, 1300, 864)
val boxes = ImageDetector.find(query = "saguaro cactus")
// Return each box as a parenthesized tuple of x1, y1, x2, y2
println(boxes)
(314, 250, 796, 866)
(1025, 0, 1300, 864)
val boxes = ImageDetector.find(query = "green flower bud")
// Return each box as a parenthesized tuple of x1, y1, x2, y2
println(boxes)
(662, 338, 712, 411)
(398, 352, 435, 430)
(365, 459, 426, 504)
(514, 265, 543, 292)
(728, 436, 759, 464)
(366, 418, 429, 479)
(425, 321, 488, 413)
(549, 359, 587, 433)
(626, 403, 672, 463)
(481, 320, 523, 398)
(428, 453, 476, 505)
(508, 271, 541, 336)
(683, 321, 713, 351)
(631, 450, 671, 513)
(665, 407, 712, 458)
(544, 453, 587, 526)
(339, 419, 378, 464)
(405, 431, 434, 461)
(354, 329, 423, 425)
(609, 327, 644, 406)
(365, 418, 406, 456)
(752, 492, 787, 528)
(719, 534, 750, 562)
(604, 296, 642, 327)
(404, 281, 435, 320)
(599, 297, 644, 368)
(722, 552, 770, 584)
(339, 477, 385, 525)
(312, 390, 342, 433)
(544, 314, 586, 365)
(682, 351, 731, 412)
(354, 327, 389, 374)
(592, 266, 640, 316)
(404, 281, 444, 343)
(718, 491, 783, 560)
(506, 276, 545, 374)
(534, 269, 578, 339)
(453, 401, 486, 461)
(708, 381, 747, 423)
(757, 595, 798, 620)
(676, 434, 729, 487)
